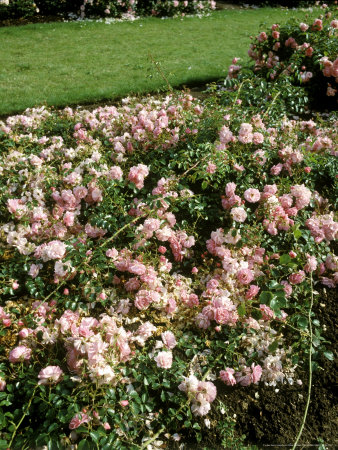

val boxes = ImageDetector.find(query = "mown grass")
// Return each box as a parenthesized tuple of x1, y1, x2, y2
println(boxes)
(0, 7, 321, 115)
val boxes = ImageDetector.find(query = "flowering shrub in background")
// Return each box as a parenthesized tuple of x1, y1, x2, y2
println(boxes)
(0, 0, 216, 21)
(221, 4, 338, 115)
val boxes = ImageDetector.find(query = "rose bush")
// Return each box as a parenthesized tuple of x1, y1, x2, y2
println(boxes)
(0, 0, 216, 21)
(0, 85, 336, 447)
(220, 3, 338, 115)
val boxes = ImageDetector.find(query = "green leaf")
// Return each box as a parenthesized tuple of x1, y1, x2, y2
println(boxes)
(259, 291, 273, 304)
(78, 440, 91, 450)
(297, 316, 308, 330)
(268, 280, 280, 290)
(237, 303, 246, 317)
(270, 297, 281, 313)
(280, 254, 291, 264)
(268, 340, 279, 353)
(323, 351, 334, 361)
(293, 228, 302, 240)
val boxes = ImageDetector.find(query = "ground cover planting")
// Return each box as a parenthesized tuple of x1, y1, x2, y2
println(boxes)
(0, 6, 326, 116)
(0, 2, 337, 449)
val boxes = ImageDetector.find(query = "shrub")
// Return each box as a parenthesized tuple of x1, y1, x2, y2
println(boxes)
(0, 91, 336, 448)
(0, 0, 216, 21)
(0, 0, 36, 20)
(220, 4, 338, 114)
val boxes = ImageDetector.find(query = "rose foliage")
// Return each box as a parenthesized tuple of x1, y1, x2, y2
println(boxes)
(0, 12, 337, 450)
(221, 4, 338, 115)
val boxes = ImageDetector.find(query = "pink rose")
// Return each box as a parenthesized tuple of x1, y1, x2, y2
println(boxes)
(237, 269, 254, 285)
(289, 270, 305, 285)
(260, 304, 275, 320)
(244, 188, 260, 203)
(38, 366, 64, 385)
(220, 368, 236, 386)
(69, 412, 90, 430)
(245, 284, 260, 299)
(231, 207, 247, 223)
(161, 331, 177, 349)
(154, 351, 172, 369)
(9, 345, 32, 363)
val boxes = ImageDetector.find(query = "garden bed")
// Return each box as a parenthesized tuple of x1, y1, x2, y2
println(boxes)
(0, 4, 337, 449)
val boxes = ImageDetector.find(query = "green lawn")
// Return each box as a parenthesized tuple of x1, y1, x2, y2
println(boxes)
(0, 8, 321, 115)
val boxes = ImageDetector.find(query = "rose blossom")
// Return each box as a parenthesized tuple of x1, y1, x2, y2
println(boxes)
(220, 368, 236, 386)
(0, 378, 6, 391)
(225, 182, 236, 197)
(161, 331, 177, 349)
(231, 207, 247, 223)
(9, 346, 32, 363)
(237, 269, 254, 285)
(245, 284, 260, 299)
(69, 412, 90, 430)
(38, 366, 64, 385)
(289, 270, 305, 285)
(244, 188, 260, 203)
(154, 351, 172, 369)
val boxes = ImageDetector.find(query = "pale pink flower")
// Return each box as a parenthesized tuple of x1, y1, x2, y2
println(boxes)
(128, 164, 149, 189)
(300, 22, 309, 31)
(220, 368, 236, 385)
(63, 211, 75, 227)
(161, 331, 177, 349)
(225, 182, 236, 197)
(38, 366, 63, 385)
(251, 364, 262, 383)
(312, 18, 323, 31)
(206, 162, 216, 174)
(106, 248, 118, 259)
(257, 31, 268, 42)
(154, 351, 172, 369)
(198, 381, 217, 403)
(281, 280, 293, 297)
(231, 207, 247, 223)
(270, 164, 283, 175)
(237, 269, 254, 285)
(260, 304, 275, 320)
(252, 132, 264, 145)
(9, 346, 32, 363)
(219, 125, 234, 145)
(245, 284, 260, 299)
(289, 270, 306, 285)
(28, 264, 41, 279)
(0, 378, 6, 391)
(304, 255, 317, 273)
(69, 412, 90, 430)
(244, 188, 260, 203)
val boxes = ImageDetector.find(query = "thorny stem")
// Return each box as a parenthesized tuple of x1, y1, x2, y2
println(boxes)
(9, 385, 38, 448)
(232, 79, 252, 106)
(262, 90, 281, 119)
(292, 271, 314, 450)
(149, 52, 173, 93)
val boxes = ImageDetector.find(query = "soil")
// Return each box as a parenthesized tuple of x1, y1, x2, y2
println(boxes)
(181, 287, 337, 449)
(227, 287, 338, 449)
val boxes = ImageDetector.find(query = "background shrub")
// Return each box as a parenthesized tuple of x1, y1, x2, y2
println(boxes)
(0, 0, 216, 20)
(220, 5, 338, 115)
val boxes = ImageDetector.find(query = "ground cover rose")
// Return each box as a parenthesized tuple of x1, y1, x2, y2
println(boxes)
(38, 366, 64, 385)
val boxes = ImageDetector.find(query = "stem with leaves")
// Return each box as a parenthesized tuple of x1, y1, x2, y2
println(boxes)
(292, 271, 314, 450)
